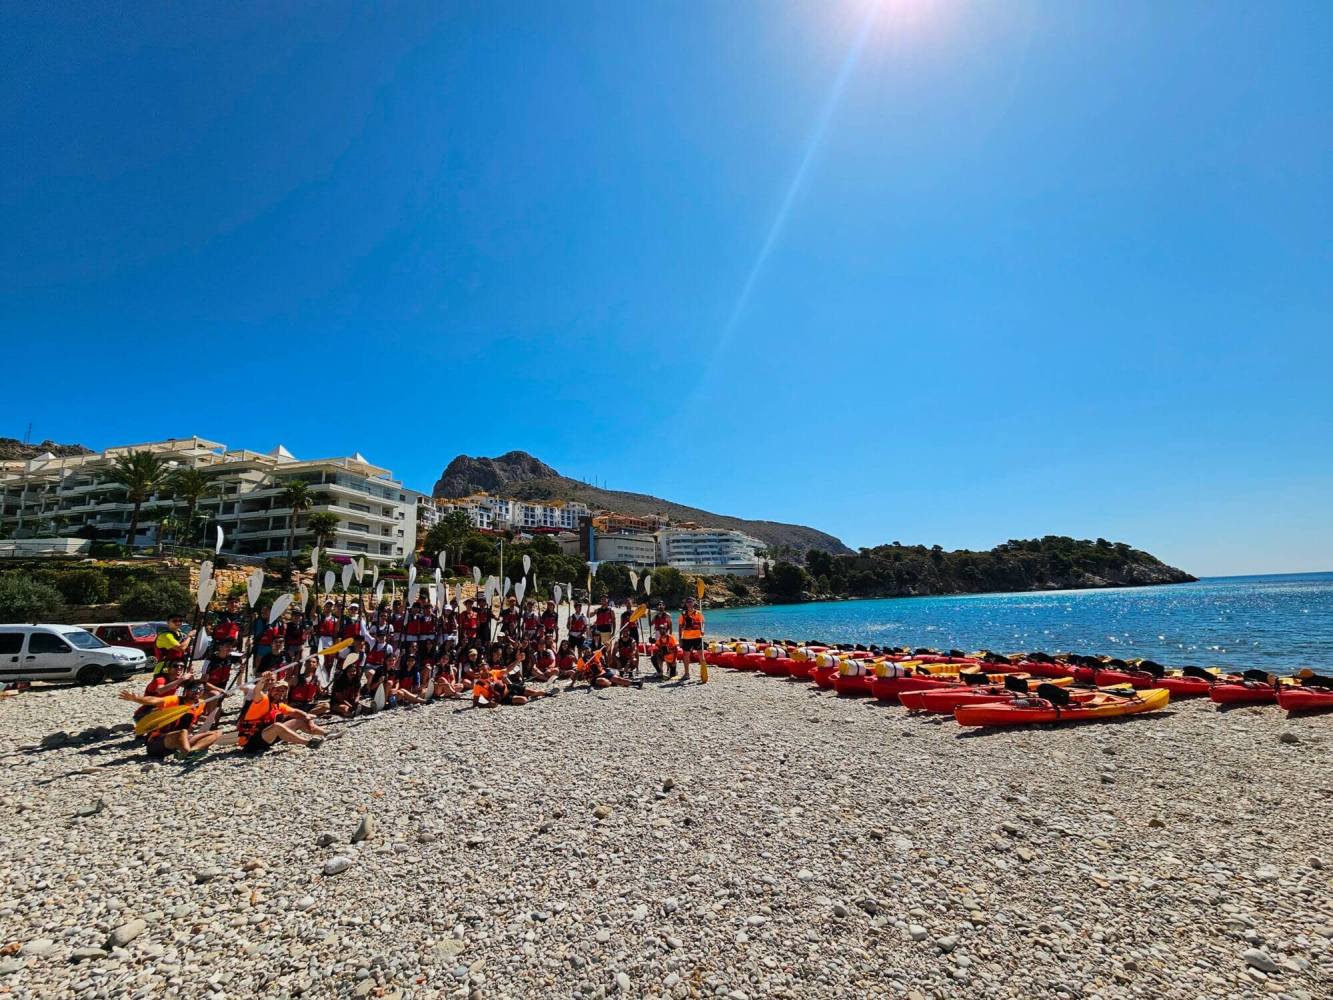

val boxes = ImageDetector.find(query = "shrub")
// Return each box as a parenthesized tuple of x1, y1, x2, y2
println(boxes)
(0, 574, 66, 622)
(119, 580, 193, 620)
(53, 568, 110, 605)
(90, 541, 130, 559)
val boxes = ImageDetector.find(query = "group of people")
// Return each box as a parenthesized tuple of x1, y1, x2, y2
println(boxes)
(123, 586, 707, 762)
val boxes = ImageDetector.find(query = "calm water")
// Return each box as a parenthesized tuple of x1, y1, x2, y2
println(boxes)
(705, 573, 1333, 672)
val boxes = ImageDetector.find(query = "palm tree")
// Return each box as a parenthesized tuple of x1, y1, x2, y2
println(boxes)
(105, 450, 171, 550)
(307, 511, 341, 556)
(168, 467, 218, 544)
(281, 480, 313, 564)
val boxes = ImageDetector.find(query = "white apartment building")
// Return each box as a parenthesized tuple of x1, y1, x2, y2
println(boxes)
(0, 437, 417, 565)
(658, 525, 766, 576)
(436, 493, 590, 533)
(591, 531, 658, 567)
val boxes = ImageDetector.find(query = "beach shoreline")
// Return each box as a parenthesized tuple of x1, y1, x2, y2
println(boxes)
(1, 665, 1329, 999)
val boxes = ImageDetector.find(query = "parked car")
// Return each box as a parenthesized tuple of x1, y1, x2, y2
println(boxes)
(79, 622, 160, 656)
(0, 625, 148, 686)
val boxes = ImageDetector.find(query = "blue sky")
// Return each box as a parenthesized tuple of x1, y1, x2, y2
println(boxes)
(3, 2, 1330, 577)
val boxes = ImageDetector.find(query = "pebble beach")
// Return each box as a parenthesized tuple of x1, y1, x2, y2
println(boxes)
(1, 664, 1330, 1000)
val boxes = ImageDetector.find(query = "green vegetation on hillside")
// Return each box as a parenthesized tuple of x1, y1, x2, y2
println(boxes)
(763, 536, 1194, 602)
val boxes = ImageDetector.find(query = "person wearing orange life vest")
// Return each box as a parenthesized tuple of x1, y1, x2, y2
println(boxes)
(237, 671, 327, 755)
(119, 679, 222, 760)
(677, 597, 704, 682)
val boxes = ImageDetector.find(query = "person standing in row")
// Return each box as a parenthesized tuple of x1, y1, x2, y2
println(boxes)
(677, 597, 704, 683)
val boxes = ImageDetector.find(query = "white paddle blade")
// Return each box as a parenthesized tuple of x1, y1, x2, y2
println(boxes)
(515, 580, 526, 604)
(353, 557, 365, 584)
(246, 569, 265, 607)
(629, 570, 639, 592)
(503, 577, 512, 598)
(374, 580, 384, 604)
(195, 563, 213, 610)
(472, 566, 482, 585)
(522, 554, 531, 575)
(215, 525, 225, 555)
(434, 567, 442, 584)
(408, 584, 419, 605)
(298, 582, 309, 610)
(644, 575, 652, 596)
(340, 564, 354, 592)
(196, 577, 216, 613)
(553, 584, 562, 606)
(269, 593, 294, 624)
(374, 684, 387, 712)
(372, 564, 379, 588)
(408, 565, 417, 589)
(437, 550, 447, 571)
(309, 545, 320, 574)
(324, 570, 334, 594)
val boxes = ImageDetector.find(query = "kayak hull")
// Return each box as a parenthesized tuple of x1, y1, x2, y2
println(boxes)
(1209, 683, 1277, 705)
(1277, 687, 1333, 713)
(954, 688, 1170, 727)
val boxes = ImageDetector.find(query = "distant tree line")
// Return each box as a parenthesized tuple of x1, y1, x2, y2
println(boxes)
(761, 536, 1194, 603)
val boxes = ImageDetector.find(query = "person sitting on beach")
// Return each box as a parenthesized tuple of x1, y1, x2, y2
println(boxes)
(555, 640, 577, 679)
(472, 668, 509, 708)
(531, 641, 558, 682)
(432, 658, 464, 699)
(237, 672, 326, 754)
(588, 646, 638, 690)
(329, 660, 364, 718)
(119, 680, 221, 760)
(288, 657, 328, 716)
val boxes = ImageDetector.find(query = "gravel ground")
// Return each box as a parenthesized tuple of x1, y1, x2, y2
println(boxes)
(0, 662, 1330, 1000)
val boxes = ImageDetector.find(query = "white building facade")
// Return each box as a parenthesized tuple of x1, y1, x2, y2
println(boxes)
(436, 493, 590, 533)
(657, 526, 766, 576)
(0, 437, 417, 565)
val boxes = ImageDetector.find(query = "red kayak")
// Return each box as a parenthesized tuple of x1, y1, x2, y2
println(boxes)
(831, 673, 874, 696)
(759, 657, 796, 678)
(813, 664, 838, 689)
(1210, 681, 1278, 705)
(899, 676, 1058, 713)
(1277, 686, 1333, 713)
(787, 658, 814, 681)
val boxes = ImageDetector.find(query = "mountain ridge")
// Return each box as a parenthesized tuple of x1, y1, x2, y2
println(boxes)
(432, 451, 853, 555)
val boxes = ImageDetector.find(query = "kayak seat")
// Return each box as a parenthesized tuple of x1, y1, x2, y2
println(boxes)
(1036, 683, 1071, 706)
(1242, 669, 1272, 683)
(1004, 674, 1029, 693)
(1181, 665, 1214, 681)
(962, 671, 989, 686)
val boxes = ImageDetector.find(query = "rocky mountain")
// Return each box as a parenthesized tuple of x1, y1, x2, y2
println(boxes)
(432, 451, 853, 556)
(0, 438, 94, 462)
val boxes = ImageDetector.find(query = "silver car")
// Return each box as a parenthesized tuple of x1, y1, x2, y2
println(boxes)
(0, 624, 148, 686)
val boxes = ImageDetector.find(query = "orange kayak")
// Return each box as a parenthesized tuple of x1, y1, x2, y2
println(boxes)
(954, 686, 1170, 727)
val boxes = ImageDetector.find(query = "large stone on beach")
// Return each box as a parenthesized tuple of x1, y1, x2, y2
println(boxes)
(105, 919, 146, 949)
(1241, 948, 1279, 974)
(323, 856, 353, 876)
(351, 815, 376, 843)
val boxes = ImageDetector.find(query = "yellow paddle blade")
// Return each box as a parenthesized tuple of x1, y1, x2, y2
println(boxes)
(695, 579, 706, 599)
(134, 704, 193, 737)
(700, 661, 710, 684)
(627, 604, 648, 625)
(320, 637, 354, 658)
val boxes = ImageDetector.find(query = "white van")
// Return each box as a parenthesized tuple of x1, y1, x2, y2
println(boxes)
(0, 625, 148, 686)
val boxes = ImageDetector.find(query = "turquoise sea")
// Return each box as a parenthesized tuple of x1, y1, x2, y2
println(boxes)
(704, 573, 1333, 673)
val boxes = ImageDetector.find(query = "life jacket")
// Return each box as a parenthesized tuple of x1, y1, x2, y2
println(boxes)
(439, 609, 457, 631)
(594, 607, 615, 629)
(568, 614, 587, 635)
(289, 679, 319, 705)
(679, 611, 703, 640)
(460, 611, 479, 635)
(472, 668, 509, 702)
(155, 629, 185, 662)
(238, 694, 288, 743)
(340, 617, 360, 639)
(212, 614, 242, 643)
(317, 615, 339, 637)
(522, 613, 540, 637)
(540, 611, 558, 632)
(651, 613, 672, 636)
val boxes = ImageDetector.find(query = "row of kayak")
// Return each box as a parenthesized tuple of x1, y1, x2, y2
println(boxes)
(693, 641, 1333, 724)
